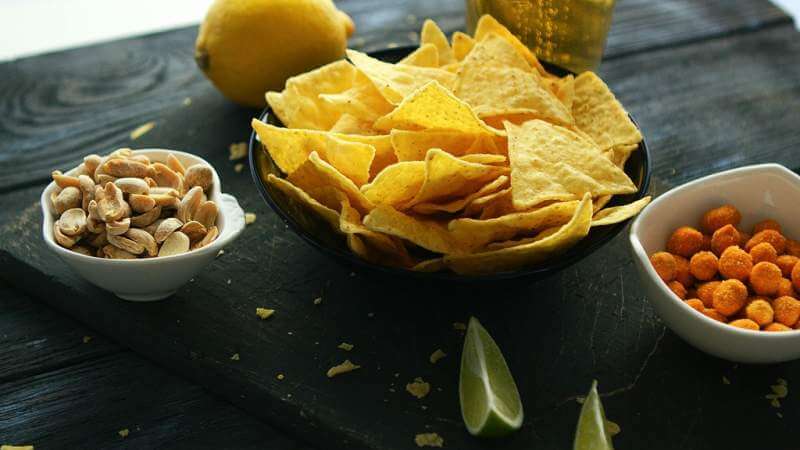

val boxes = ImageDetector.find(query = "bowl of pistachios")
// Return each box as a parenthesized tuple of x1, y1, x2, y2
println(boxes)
(41, 148, 246, 301)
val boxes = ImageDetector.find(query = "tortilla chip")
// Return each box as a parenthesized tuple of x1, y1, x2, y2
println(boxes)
(486, 226, 561, 250)
(463, 186, 513, 218)
(319, 70, 394, 122)
(265, 60, 355, 130)
(443, 193, 593, 274)
(266, 175, 341, 230)
(373, 81, 499, 135)
(573, 71, 642, 150)
(360, 161, 425, 206)
(412, 257, 446, 272)
(420, 19, 455, 65)
(473, 14, 548, 77)
(552, 75, 575, 110)
(454, 33, 573, 125)
(399, 43, 440, 67)
(413, 175, 509, 215)
(328, 113, 379, 135)
(339, 202, 413, 265)
(592, 195, 613, 213)
(449, 200, 581, 251)
(451, 31, 475, 61)
(460, 154, 507, 165)
(253, 120, 375, 185)
(391, 130, 479, 161)
(288, 151, 374, 212)
(405, 148, 508, 208)
(346, 49, 456, 104)
(507, 120, 636, 209)
(604, 143, 639, 168)
(363, 204, 466, 255)
(592, 196, 651, 226)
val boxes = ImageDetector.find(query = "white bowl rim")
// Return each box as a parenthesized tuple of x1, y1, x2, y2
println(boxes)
(41, 148, 244, 265)
(629, 163, 800, 337)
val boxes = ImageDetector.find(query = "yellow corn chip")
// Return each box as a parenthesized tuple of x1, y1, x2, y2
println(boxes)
(507, 120, 636, 209)
(463, 186, 512, 218)
(253, 120, 375, 186)
(443, 193, 593, 274)
(460, 154, 507, 165)
(373, 81, 499, 134)
(412, 257, 446, 272)
(604, 143, 639, 168)
(405, 148, 508, 208)
(593, 195, 613, 213)
(486, 226, 562, 250)
(473, 14, 548, 77)
(360, 161, 425, 206)
(288, 151, 374, 212)
(592, 196, 651, 226)
(391, 130, 479, 161)
(420, 19, 455, 65)
(451, 31, 475, 61)
(399, 43, 440, 67)
(346, 49, 456, 104)
(413, 175, 509, 215)
(266, 60, 355, 130)
(319, 70, 394, 122)
(552, 74, 575, 110)
(328, 113, 379, 135)
(363, 204, 466, 255)
(573, 71, 642, 150)
(449, 200, 580, 251)
(454, 33, 573, 125)
(339, 201, 413, 265)
(266, 174, 340, 230)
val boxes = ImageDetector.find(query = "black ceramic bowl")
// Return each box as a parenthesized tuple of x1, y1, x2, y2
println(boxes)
(249, 46, 651, 282)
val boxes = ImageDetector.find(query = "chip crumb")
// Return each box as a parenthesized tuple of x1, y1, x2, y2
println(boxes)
(230, 353, 240, 361)
(405, 14, 417, 24)
(1, 446, 34, 450)
(452, 322, 466, 331)
(722, 376, 731, 385)
(429, 349, 447, 364)
(406, 377, 431, 399)
(229, 142, 248, 160)
(327, 359, 360, 378)
(216, 249, 225, 258)
(234, 163, 245, 173)
(313, 297, 323, 305)
(118, 428, 129, 438)
(82, 336, 92, 344)
(765, 378, 789, 407)
(414, 432, 443, 448)
(394, 372, 400, 378)
(605, 419, 621, 437)
(182, 97, 192, 106)
(129, 121, 155, 140)
(338, 342, 354, 351)
(277, 373, 285, 380)
(256, 308, 275, 320)
(245, 212, 257, 225)
(226, 279, 232, 285)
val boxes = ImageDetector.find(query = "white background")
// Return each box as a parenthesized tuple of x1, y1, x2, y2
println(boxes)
(0, 0, 798, 62)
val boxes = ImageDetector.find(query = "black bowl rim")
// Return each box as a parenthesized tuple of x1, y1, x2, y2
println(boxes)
(249, 45, 652, 282)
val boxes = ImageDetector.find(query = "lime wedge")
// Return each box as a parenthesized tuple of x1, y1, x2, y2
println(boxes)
(573, 380, 615, 450)
(459, 317, 523, 437)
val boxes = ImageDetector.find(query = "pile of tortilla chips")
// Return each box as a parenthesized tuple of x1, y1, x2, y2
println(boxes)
(253, 15, 651, 275)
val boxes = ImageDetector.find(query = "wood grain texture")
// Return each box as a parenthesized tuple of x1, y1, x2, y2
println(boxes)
(0, 283, 314, 450)
(0, 0, 789, 192)
(2, 21, 800, 447)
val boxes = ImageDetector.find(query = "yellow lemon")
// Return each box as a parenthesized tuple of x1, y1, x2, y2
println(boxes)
(195, 0, 354, 107)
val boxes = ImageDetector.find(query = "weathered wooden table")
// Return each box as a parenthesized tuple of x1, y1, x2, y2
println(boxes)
(2, 1, 800, 449)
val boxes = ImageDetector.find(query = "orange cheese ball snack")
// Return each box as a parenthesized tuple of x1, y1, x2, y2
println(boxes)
(668, 280, 687, 299)
(702, 308, 726, 322)
(728, 318, 759, 330)
(772, 296, 800, 327)
(712, 279, 748, 316)
(786, 239, 800, 257)
(792, 261, 800, 291)
(765, 322, 792, 332)
(701, 205, 741, 234)
(673, 255, 694, 287)
(711, 224, 740, 256)
(666, 226, 705, 257)
(718, 246, 753, 281)
(696, 281, 721, 308)
(738, 230, 752, 246)
(753, 219, 781, 234)
(689, 251, 718, 281)
(749, 262, 782, 296)
(649, 252, 676, 282)
(685, 299, 704, 312)
(749, 242, 777, 264)
(776, 255, 799, 277)
(776, 278, 796, 299)
(745, 299, 774, 326)
(745, 229, 786, 254)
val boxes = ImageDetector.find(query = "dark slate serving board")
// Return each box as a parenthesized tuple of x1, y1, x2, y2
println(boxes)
(1, 1, 800, 449)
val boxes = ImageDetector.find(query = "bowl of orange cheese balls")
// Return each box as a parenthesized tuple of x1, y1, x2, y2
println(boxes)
(629, 164, 800, 363)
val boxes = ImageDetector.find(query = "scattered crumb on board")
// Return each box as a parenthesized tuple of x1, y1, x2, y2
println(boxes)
(229, 142, 247, 160)
(82, 336, 92, 344)
(327, 359, 360, 378)
(429, 349, 446, 364)
(338, 342, 354, 351)
(129, 122, 155, 140)
(245, 213, 256, 225)
(414, 432, 443, 448)
(230, 353, 240, 361)
(118, 429, 130, 438)
(406, 377, 431, 399)
(256, 308, 275, 320)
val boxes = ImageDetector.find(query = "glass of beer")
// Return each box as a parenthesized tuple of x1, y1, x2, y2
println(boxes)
(465, 0, 616, 73)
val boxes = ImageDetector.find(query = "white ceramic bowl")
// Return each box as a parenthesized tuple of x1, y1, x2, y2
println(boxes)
(41, 149, 246, 301)
(630, 164, 800, 363)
